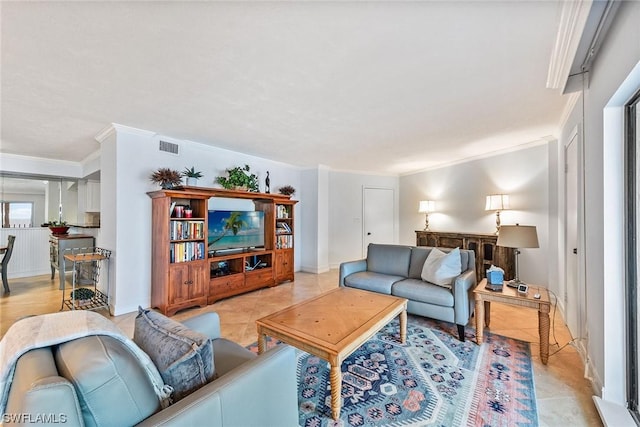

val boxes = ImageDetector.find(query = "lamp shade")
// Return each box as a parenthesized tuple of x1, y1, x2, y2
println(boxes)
(485, 194, 510, 211)
(497, 224, 539, 248)
(418, 200, 436, 213)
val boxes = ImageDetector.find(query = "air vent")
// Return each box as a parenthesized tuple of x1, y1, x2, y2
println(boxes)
(159, 140, 179, 155)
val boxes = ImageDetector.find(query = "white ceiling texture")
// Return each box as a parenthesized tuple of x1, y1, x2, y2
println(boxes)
(1, 1, 571, 175)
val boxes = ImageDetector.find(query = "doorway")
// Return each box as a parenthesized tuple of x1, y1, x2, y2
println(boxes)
(362, 187, 395, 257)
(565, 129, 583, 343)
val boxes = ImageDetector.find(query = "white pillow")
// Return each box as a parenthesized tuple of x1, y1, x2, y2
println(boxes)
(421, 247, 462, 288)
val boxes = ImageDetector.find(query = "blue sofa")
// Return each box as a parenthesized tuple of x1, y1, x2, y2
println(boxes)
(339, 244, 476, 341)
(3, 311, 298, 427)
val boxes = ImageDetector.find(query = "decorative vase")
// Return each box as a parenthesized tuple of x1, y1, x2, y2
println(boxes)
(186, 177, 197, 186)
(49, 226, 70, 235)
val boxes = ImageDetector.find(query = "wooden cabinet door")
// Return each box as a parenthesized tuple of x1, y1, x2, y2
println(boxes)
(169, 262, 206, 304)
(275, 249, 294, 282)
(189, 262, 207, 299)
(168, 264, 190, 305)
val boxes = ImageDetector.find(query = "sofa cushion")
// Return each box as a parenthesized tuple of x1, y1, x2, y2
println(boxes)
(54, 335, 160, 427)
(213, 338, 257, 377)
(420, 247, 461, 288)
(409, 247, 472, 279)
(392, 279, 455, 307)
(366, 244, 412, 277)
(343, 271, 405, 294)
(133, 307, 215, 402)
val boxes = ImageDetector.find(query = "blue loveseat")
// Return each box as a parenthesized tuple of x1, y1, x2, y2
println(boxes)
(339, 244, 476, 341)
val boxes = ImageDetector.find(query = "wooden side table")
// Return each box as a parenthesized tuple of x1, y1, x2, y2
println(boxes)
(473, 278, 551, 364)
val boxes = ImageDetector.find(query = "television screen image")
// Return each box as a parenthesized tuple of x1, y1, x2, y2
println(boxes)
(208, 210, 265, 253)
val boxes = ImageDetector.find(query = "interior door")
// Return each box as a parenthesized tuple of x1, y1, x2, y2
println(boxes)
(565, 132, 581, 339)
(363, 187, 395, 256)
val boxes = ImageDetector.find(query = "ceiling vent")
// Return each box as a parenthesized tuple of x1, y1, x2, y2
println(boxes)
(159, 140, 179, 155)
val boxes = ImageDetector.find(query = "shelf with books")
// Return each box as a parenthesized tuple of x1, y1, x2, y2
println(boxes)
(169, 220, 205, 241)
(170, 241, 206, 263)
(276, 235, 293, 249)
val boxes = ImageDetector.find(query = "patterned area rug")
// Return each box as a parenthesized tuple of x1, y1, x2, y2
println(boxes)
(250, 315, 537, 427)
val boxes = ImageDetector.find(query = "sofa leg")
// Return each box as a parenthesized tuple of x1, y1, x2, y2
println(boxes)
(457, 324, 465, 342)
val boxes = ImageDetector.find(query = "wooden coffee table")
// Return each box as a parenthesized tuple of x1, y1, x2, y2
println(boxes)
(256, 287, 407, 420)
(474, 278, 551, 364)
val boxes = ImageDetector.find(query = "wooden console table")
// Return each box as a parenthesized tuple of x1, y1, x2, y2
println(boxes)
(473, 279, 551, 364)
(415, 230, 515, 283)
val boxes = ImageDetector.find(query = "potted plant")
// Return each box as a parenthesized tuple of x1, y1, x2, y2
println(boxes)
(150, 168, 183, 189)
(215, 164, 259, 192)
(278, 185, 296, 196)
(183, 167, 203, 186)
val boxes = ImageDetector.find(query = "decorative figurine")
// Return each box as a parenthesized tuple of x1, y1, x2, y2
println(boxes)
(265, 171, 270, 193)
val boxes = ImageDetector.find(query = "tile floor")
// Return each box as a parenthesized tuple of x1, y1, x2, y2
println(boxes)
(0, 270, 602, 426)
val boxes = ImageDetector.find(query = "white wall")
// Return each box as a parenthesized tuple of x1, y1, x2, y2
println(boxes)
(399, 143, 553, 287)
(328, 171, 399, 266)
(103, 124, 303, 315)
(558, 0, 640, 404)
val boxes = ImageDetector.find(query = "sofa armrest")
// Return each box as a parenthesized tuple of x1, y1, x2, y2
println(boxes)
(339, 259, 367, 286)
(5, 347, 83, 426)
(136, 345, 298, 427)
(180, 312, 221, 340)
(452, 269, 477, 325)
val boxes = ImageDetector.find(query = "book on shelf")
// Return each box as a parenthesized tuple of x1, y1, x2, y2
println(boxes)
(170, 220, 204, 240)
(276, 235, 293, 249)
(170, 241, 206, 263)
(276, 221, 291, 234)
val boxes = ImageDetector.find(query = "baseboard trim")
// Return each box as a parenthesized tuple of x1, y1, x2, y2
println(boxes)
(593, 396, 636, 426)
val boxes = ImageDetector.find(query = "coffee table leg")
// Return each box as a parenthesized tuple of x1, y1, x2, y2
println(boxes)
(475, 297, 484, 344)
(330, 362, 341, 420)
(257, 329, 266, 355)
(539, 308, 550, 365)
(400, 310, 407, 343)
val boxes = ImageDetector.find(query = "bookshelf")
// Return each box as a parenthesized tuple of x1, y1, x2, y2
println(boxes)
(148, 190, 209, 316)
(274, 201, 296, 282)
(149, 187, 297, 315)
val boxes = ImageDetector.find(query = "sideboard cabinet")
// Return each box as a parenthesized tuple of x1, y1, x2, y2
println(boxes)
(415, 231, 515, 284)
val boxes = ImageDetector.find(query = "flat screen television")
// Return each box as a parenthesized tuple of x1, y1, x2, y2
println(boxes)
(208, 210, 265, 253)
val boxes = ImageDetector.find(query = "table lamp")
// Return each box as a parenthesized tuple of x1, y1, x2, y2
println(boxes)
(485, 194, 510, 234)
(418, 200, 435, 231)
(496, 224, 539, 287)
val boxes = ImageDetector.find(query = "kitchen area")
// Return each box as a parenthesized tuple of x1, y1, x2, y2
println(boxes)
(0, 174, 101, 284)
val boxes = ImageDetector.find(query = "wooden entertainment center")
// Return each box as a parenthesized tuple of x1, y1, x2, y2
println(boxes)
(148, 186, 297, 316)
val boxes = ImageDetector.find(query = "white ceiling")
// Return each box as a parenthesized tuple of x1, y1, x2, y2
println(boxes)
(1, 1, 570, 175)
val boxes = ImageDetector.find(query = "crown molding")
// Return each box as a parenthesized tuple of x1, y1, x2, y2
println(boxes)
(546, 0, 593, 91)
(94, 125, 116, 143)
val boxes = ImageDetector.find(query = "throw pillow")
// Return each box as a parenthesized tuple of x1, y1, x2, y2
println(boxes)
(421, 247, 462, 288)
(133, 307, 215, 402)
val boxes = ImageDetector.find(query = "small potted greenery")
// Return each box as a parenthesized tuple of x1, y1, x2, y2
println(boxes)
(215, 164, 259, 192)
(278, 185, 296, 196)
(150, 168, 183, 189)
(183, 167, 203, 186)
